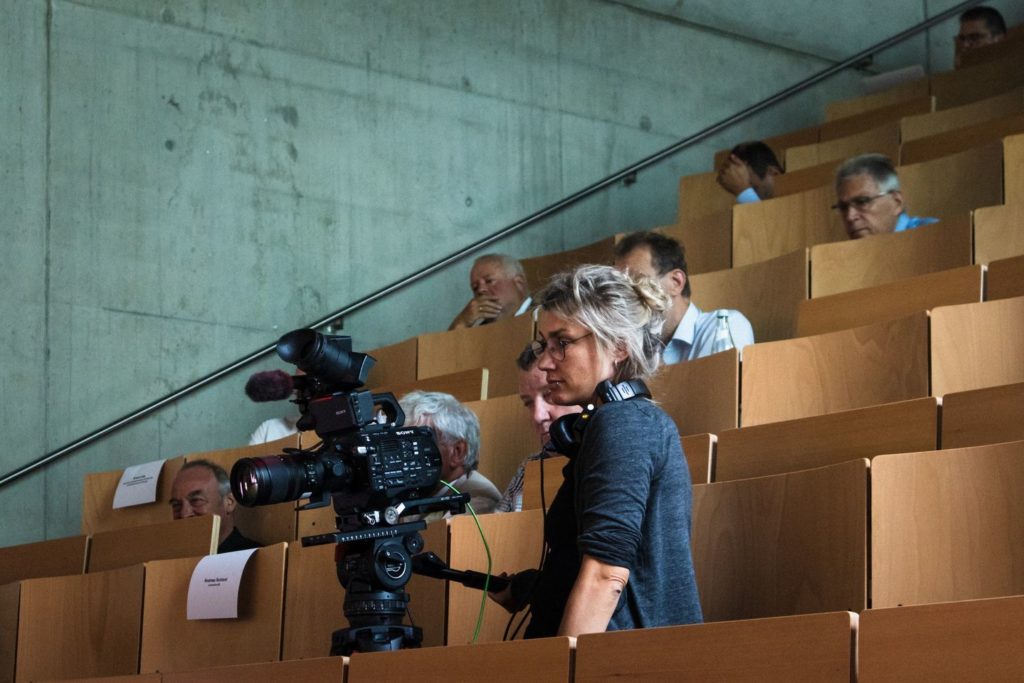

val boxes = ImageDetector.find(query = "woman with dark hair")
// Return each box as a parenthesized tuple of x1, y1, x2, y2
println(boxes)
(495, 264, 703, 637)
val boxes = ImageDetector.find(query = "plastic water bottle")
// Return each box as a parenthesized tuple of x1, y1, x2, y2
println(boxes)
(710, 311, 736, 354)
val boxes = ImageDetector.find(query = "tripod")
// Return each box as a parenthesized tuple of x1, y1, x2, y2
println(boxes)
(302, 492, 509, 655)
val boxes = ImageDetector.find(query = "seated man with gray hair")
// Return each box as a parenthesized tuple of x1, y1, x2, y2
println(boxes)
(399, 390, 502, 516)
(170, 459, 262, 553)
(833, 154, 938, 240)
(449, 253, 532, 329)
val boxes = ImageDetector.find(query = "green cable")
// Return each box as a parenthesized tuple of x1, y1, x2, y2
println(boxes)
(439, 479, 492, 643)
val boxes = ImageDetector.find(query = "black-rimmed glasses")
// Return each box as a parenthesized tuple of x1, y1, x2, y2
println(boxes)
(831, 190, 894, 214)
(530, 332, 594, 361)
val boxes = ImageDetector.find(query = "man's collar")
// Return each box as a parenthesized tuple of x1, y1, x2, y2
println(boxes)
(672, 301, 702, 346)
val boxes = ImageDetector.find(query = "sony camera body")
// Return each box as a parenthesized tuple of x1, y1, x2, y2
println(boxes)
(230, 329, 444, 519)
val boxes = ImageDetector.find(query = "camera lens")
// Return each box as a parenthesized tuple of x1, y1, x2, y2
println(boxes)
(231, 455, 314, 506)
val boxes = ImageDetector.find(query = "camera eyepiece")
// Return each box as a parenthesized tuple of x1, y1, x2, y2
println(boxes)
(277, 329, 374, 390)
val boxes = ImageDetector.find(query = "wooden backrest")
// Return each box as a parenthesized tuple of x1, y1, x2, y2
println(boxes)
(464, 393, 537, 502)
(87, 515, 218, 573)
(690, 247, 808, 342)
(386, 367, 489, 402)
(691, 459, 869, 621)
(164, 657, 345, 683)
(446, 510, 543, 645)
(139, 543, 286, 673)
(941, 381, 1024, 450)
(741, 313, 930, 427)
(366, 336, 418, 390)
(819, 95, 934, 141)
(81, 455, 186, 535)
(796, 264, 984, 336)
(772, 158, 837, 197)
(859, 596, 1024, 681)
(521, 455, 568, 511)
(184, 437, 300, 545)
(16, 565, 144, 682)
(716, 397, 938, 482)
(785, 122, 901, 171)
(575, 611, 857, 682)
(347, 637, 573, 683)
(648, 348, 739, 436)
(989, 254, 1024, 300)
(417, 313, 534, 398)
(520, 236, 615, 292)
(0, 583, 18, 683)
(655, 212, 733, 275)
(871, 441, 1024, 607)
(732, 185, 845, 267)
(825, 77, 930, 121)
(931, 295, 1024, 395)
(1007, 132, 1024, 203)
(280, 541, 344, 661)
(901, 86, 1024, 142)
(900, 111, 1024, 165)
(0, 534, 89, 585)
(974, 203, 1024, 264)
(712, 125, 819, 171)
(678, 170, 737, 222)
(931, 51, 1024, 110)
(682, 433, 715, 485)
(282, 519, 448, 655)
(900, 142, 1003, 218)
(295, 501, 335, 540)
(809, 214, 972, 298)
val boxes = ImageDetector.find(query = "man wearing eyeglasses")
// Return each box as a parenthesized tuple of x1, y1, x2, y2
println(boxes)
(955, 6, 1006, 68)
(833, 154, 938, 240)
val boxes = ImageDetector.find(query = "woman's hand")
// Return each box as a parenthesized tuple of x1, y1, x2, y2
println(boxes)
(487, 572, 518, 613)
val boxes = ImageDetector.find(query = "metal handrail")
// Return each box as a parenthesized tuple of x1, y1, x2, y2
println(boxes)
(0, 0, 981, 489)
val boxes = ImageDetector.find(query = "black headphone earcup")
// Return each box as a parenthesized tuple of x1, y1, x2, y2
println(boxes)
(549, 413, 582, 458)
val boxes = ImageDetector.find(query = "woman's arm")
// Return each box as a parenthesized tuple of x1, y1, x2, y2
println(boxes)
(557, 554, 630, 637)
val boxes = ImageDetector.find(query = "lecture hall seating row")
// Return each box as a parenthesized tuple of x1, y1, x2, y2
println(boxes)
(8, 437, 1024, 681)
(34, 594, 1024, 682)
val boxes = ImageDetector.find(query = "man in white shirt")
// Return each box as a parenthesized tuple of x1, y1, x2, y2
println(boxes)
(614, 231, 755, 364)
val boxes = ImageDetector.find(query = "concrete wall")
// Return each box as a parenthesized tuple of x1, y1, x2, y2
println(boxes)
(2, 0, 1015, 546)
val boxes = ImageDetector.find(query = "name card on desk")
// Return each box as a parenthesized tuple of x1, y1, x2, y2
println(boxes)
(112, 459, 165, 509)
(186, 548, 259, 620)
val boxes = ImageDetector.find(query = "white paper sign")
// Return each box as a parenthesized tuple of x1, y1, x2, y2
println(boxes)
(186, 548, 259, 620)
(111, 459, 166, 509)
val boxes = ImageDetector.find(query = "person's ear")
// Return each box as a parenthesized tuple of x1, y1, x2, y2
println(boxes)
(513, 273, 528, 295)
(890, 190, 905, 214)
(663, 269, 687, 298)
(223, 492, 237, 515)
(450, 439, 468, 467)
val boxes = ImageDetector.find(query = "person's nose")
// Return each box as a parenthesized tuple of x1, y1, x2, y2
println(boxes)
(532, 401, 549, 429)
(179, 502, 196, 518)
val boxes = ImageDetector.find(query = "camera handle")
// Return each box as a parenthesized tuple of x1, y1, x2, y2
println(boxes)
(411, 551, 511, 592)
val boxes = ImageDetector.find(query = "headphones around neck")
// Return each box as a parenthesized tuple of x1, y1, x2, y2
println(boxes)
(548, 379, 651, 458)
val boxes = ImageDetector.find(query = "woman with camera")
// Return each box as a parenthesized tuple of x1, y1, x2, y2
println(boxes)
(496, 264, 703, 638)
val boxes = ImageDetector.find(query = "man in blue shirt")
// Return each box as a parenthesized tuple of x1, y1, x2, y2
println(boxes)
(716, 141, 784, 204)
(834, 154, 938, 240)
(614, 231, 755, 364)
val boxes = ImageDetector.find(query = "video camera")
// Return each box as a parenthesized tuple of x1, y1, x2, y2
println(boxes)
(230, 329, 447, 519)
(229, 329, 485, 655)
